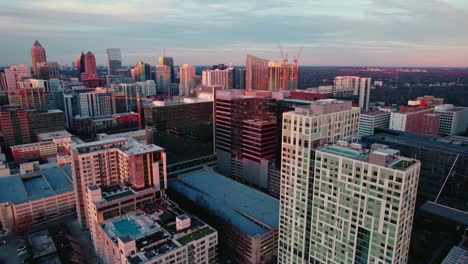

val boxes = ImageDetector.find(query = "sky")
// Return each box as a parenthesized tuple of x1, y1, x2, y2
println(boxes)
(1, 0, 468, 67)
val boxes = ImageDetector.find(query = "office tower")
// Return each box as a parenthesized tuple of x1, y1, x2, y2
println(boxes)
(76, 52, 85, 75)
(170, 168, 278, 263)
(289, 143, 419, 264)
(215, 90, 274, 181)
(0, 165, 75, 232)
(0, 72, 7, 91)
(84, 51, 97, 75)
(144, 96, 214, 166)
(268, 61, 282, 91)
(136, 80, 156, 97)
(78, 92, 113, 117)
(362, 130, 468, 209)
(0, 109, 64, 147)
(158, 56, 175, 82)
(434, 104, 468, 136)
(359, 110, 391, 138)
(235, 68, 246, 89)
(31, 40, 47, 76)
(202, 66, 234, 90)
(179, 64, 196, 96)
(390, 96, 444, 137)
(63, 94, 74, 129)
(155, 65, 171, 96)
(277, 99, 360, 263)
(4, 64, 31, 93)
(113, 83, 142, 113)
(133, 61, 151, 82)
(35, 62, 50, 80)
(106, 48, 122, 75)
(47, 62, 60, 79)
(70, 136, 167, 229)
(245, 54, 268, 90)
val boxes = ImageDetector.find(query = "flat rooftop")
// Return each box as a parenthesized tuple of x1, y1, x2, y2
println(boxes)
(361, 110, 390, 116)
(37, 130, 73, 141)
(318, 145, 418, 171)
(28, 230, 57, 259)
(72, 137, 163, 155)
(0, 166, 73, 204)
(170, 169, 279, 237)
(364, 131, 468, 153)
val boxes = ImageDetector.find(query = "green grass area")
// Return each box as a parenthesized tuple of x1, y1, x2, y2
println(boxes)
(105, 190, 134, 201)
(177, 227, 214, 245)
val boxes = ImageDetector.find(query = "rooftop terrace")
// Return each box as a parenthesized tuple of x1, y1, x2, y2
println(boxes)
(170, 169, 279, 237)
(100, 199, 215, 263)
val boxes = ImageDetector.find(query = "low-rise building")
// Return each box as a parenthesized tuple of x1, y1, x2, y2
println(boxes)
(0, 166, 75, 232)
(434, 104, 468, 136)
(359, 110, 391, 138)
(170, 168, 279, 264)
(86, 185, 217, 264)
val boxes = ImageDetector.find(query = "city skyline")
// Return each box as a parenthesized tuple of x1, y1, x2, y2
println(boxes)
(1, 0, 467, 67)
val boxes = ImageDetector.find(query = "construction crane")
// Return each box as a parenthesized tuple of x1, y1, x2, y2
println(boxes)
(278, 43, 289, 90)
(292, 47, 303, 90)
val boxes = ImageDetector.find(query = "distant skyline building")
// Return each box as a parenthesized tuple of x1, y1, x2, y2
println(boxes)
(106, 48, 122, 75)
(333, 76, 371, 111)
(84, 51, 97, 75)
(30, 40, 47, 76)
(202, 65, 233, 90)
(76, 52, 85, 76)
(158, 56, 175, 82)
(245, 54, 268, 90)
(133, 61, 151, 82)
(235, 68, 246, 89)
(179, 64, 196, 96)
(155, 64, 171, 96)
(4, 64, 31, 93)
(47, 61, 60, 79)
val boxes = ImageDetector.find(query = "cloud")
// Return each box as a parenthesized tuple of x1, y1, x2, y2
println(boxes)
(0, 0, 467, 67)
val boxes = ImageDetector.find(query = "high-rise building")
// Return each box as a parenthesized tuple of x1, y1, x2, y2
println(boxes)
(106, 48, 122, 75)
(359, 77, 371, 111)
(76, 52, 85, 75)
(333, 76, 371, 111)
(245, 54, 268, 90)
(0, 72, 7, 91)
(133, 61, 151, 82)
(78, 92, 113, 117)
(84, 51, 97, 75)
(202, 66, 233, 90)
(358, 110, 391, 138)
(215, 90, 274, 181)
(4, 64, 31, 93)
(31, 40, 47, 76)
(47, 62, 61, 79)
(155, 65, 171, 96)
(145, 96, 214, 167)
(434, 104, 468, 136)
(285, 143, 419, 264)
(0, 109, 64, 147)
(35, 62, 50, 80)
(179, 64, 196, 96)
(70, 136, 167, 229)
(235, 68, 246, 89)
(277, 99, 360, 262)
(136, 80, 156, 96)
(158, 56, 175, 82)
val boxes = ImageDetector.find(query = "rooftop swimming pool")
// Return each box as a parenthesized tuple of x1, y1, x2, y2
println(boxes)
(322, 146, 362, 158)
(113, 218, 141, 238)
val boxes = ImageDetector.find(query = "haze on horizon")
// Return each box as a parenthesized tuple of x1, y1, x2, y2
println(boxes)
(1, 0, 467, 67)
